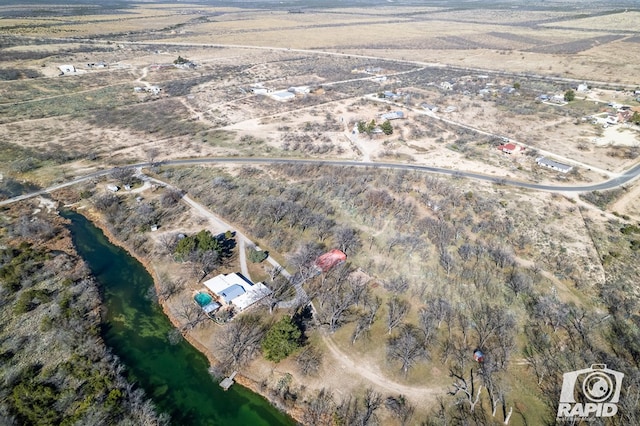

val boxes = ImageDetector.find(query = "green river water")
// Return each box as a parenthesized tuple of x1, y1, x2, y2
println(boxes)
(63, 210, 296, 426)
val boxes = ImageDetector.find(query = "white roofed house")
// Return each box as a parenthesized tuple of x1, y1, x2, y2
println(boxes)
(203, 272, 271, 312)
(536, 157, 573, 173)
(270, 90, 295, 102)
(58, 65, 76, 74)
(577, 83, 589, 92)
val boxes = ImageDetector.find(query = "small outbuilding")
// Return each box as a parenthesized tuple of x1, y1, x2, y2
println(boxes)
(314, 249, 347, 273)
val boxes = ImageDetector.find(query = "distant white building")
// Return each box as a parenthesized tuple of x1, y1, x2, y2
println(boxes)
(270, 90, 295, 102)
(577, 83, 589, 92)
(536, 157, 573, 173)
(58, 65, 76, 74)
(251, 88, 270, 95)
(107, 184, 119, 192)
(288, 86, 310, 94)
(421, 103, 438, 112)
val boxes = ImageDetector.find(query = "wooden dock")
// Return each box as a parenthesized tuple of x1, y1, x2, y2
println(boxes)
(219, 371, 237, 391)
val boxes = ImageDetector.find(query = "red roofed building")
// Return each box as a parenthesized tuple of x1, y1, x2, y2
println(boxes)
(497, 143, 523, 154)
(314, 249, 347, 273)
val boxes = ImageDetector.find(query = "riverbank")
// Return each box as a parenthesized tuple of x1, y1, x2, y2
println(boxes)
(69, 207, 303, 425)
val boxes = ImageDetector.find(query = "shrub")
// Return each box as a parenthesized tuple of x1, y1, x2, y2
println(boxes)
(248, 247, 268, 263)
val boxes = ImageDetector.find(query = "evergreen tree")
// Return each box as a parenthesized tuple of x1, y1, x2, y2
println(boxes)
(380, 120, 393, 135)
(261, 315, 302, 362)
(564, 89, 575, 102)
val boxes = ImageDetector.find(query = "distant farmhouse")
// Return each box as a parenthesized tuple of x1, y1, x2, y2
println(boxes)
(421, 103, 438, 113)
(497, 143, 524, 154)
(58, 65, 76, 74)
(536, 157, 573, 173)
(380, 111, 405, 120)
(382, 90, 401, 100)
(270, 90, 295, 102)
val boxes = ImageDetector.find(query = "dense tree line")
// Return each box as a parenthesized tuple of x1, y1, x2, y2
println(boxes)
(0, 206, 167, 425)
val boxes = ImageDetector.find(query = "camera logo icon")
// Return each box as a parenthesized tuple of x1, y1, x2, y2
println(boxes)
(557, 364, 624, 419)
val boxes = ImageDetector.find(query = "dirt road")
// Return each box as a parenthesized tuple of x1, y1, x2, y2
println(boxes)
(322, 334, 446, 405)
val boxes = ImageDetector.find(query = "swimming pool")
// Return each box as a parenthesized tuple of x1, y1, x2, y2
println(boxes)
(194, 292, 213, 307)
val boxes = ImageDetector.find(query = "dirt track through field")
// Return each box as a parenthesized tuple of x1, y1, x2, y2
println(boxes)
(322, 334, 445, 404)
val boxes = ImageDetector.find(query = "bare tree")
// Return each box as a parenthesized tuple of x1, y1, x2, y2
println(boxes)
(506, 269, 532, 297)
(333, 226, 361, 255)
(418, 307, 440, 348)
(470, 301, 516, 351)
(449, 367, 482, 413)
(488, 245, 515, 269)
(439, 251, 455, 276)
(217, 314, 265, 367)
(288, 241, 325, 283)
(361, 388, 382, 426)
(315, 266, 358, 332)
(336, 388, 382, 426)
(364, 294, 381, 328)
(295, 345, 323, 376)
(176, 297, 207, 331)
(386, 296, 410, 334)
(351, 313, 370, 344)
(111, 167, 136, 186)
(191, 249, 220, 281)
(266, 265, 283, 282)
(387, 324, 428, 376)
(384, 275, 409, 294)
(385, 395, 415, 426)
(479, 363, 513, 423)
(303, 388, 334, 426)
(314, 217, 335, 242)
(156, 272, 181, 301)
(13, 215, 55, 241)
(262, 274, 294, 313)
(157, 233, 179, 254)
(145, 147, 160, 165)
(160, 188, 183, 207)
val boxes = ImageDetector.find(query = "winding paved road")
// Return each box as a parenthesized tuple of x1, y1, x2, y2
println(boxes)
(2, 156, 640, 208)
